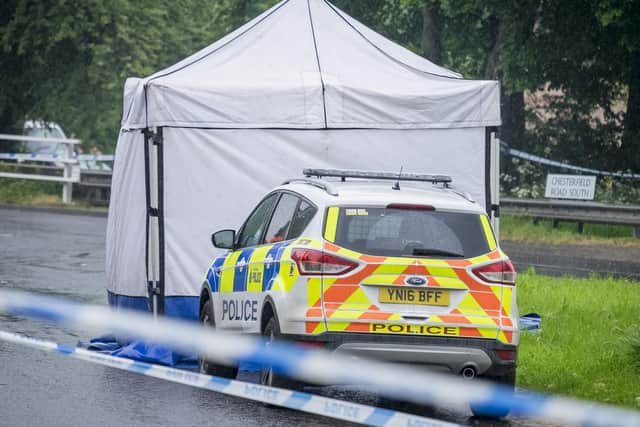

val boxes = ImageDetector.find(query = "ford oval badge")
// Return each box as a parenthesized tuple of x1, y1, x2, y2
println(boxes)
(406, 276, 426, 286)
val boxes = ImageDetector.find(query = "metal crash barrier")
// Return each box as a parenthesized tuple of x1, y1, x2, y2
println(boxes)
(1, 290, 639, 427)
(0, 133, 114, 204)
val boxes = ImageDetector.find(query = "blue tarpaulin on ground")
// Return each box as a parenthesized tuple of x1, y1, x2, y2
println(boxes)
(87, 292, 199, 368)
(520, 313, 542, 331)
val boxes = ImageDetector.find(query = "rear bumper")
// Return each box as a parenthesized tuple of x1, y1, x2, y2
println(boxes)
(287, 332, 516, 377)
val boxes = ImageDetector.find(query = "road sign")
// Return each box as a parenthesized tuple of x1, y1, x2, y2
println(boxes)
(545, 174, 596, 200)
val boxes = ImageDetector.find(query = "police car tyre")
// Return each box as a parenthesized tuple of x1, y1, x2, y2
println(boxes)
(260, 316, 303, 391)
(198, 300, 238, 379)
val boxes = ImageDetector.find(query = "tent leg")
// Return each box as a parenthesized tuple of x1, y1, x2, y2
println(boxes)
(144, 127, 164, 317)
(492, 131, 500, 241)
(485, 127, 500, 241)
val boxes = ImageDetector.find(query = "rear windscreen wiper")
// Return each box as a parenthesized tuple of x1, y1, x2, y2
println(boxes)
(410, 248, 465, 258)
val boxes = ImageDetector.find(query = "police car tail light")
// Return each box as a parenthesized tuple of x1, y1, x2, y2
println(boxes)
(291, 249, 358, 275)
(471, 260, 517, 285)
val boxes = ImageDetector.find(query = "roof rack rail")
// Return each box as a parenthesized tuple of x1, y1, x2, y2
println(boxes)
(303, 168, 452, 184)
(281, 178, 339, 196)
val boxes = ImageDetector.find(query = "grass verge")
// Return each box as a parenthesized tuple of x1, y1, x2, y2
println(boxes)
(0, 176, 62, 204)
(517, 271, 640, 407)
(501, 214, 640, 246)
(0, 177, 106, 212)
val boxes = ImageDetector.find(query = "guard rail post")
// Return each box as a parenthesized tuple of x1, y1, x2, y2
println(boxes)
(62, 141, 73, 203)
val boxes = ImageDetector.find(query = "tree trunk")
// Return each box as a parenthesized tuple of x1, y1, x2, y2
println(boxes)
(484, 15, 502, 80)
(481, 16, 525, 149)
(421, 2, 441, 64)
(500, 91, 525, 147)
(622, 51, 640, 171)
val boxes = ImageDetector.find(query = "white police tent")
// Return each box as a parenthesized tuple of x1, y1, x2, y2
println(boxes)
(106, 0, 502, 333)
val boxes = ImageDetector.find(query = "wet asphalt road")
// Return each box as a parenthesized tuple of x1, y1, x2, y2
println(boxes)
(0, 207, 550, 427)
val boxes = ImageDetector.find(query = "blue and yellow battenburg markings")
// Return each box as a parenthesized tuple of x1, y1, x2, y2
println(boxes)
(207, 241, 294, 293)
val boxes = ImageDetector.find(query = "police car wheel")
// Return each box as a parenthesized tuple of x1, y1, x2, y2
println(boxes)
(198, 300, 238, 379)
(259, 316, 302, 390)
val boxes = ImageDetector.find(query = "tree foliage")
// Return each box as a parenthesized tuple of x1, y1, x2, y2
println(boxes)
(0, 0, 225, 151)
(0, 0, 637, 176)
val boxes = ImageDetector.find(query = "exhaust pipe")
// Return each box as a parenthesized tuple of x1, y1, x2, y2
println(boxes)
(461, 365, 476, 380)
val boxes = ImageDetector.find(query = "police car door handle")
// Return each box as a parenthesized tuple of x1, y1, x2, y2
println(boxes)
(264, 255, 274, 264)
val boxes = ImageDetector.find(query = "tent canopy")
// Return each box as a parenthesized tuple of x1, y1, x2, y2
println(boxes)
(122, 0, 500, 130)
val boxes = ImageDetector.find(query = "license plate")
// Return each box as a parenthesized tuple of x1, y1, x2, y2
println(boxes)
(379, 287, 450, 306)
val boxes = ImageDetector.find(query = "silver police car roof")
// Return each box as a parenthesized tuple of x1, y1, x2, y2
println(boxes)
(277, 179, 484, 214)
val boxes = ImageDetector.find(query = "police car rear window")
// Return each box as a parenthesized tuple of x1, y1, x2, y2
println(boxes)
(330, 207, 491, 258)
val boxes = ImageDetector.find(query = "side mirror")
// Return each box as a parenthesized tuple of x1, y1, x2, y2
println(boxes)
(211, 229, 235, 249)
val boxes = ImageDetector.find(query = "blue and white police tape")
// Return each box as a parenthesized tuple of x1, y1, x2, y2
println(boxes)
(503, 145, 640, 179)
(0, 331, 458, 427)
(0, 290, 639, 427)
(0, 152, 114, 162)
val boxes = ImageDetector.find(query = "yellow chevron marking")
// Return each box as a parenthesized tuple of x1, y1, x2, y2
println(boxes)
(361, 275, 399, 285)
(328, 310, 364, 321)
(457, 292, 495, 317)
(385, 257, 416, 264)
(477, 327, 499, 339)
(480, 215, 497, 251)
(431, 277, 468, 289)
(327, 321, 351, 332)
(462, 315, 499, 326)
(279, 247, 298, 293)
(307, 278, 322, 307)
(502, 286, 512, 315)
(388, 313, 403, 321)
(324, 207, 339, 242)
(468, 254, 491, 264)
(417, 259, 450, 267)
(372, 263, 409, 275)
(418, 265, 458, 278)
(490, 285, 503, 307)
(332, 288, 370, 313)
(313, 322, 327, 334)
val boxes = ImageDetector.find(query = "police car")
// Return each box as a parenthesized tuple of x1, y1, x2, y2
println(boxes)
(198, 169, 518, 397)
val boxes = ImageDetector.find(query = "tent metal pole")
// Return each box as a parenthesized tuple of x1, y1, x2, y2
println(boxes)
(484, 127, 492, 216)
(491, 129, 500, 241)
(143, 129, 154, 316)
(143, 127, 163, 318)
(485, 126, 500, 241)
(155, 128, 165, 315)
